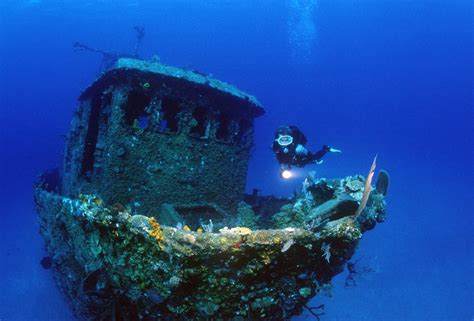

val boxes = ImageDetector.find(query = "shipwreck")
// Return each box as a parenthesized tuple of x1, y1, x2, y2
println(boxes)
(35, 58, 389, 320)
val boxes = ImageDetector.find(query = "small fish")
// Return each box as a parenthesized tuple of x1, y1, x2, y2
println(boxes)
(40, 256, 53, 269)
(281, 239, 295, 252)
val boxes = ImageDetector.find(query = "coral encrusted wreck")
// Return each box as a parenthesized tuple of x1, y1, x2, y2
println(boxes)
(35, 58, 389, 320)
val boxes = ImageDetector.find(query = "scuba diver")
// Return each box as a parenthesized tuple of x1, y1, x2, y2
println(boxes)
(272, 125, 341, 178)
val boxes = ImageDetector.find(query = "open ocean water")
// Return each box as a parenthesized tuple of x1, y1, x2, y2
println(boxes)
(0, 1, 472, 320)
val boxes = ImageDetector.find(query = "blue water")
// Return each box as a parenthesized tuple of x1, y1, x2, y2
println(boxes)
(0, 1, 472, 320)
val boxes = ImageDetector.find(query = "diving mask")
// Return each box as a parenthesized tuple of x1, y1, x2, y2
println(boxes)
(277, 135, 293, 146)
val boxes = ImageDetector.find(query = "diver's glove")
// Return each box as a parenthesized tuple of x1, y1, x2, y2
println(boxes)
(324, 145, 342, 153)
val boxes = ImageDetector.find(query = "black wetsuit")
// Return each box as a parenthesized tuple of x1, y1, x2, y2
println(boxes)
(272, 125, 330, 168)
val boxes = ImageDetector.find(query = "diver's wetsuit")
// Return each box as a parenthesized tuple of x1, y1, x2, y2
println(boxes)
(272, 125, 330, 169)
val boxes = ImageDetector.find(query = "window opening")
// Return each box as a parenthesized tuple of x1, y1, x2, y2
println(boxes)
(190, 107, 208, 137)
(124, 91, 151, 127)
(161, 98, 180, 133)
(237, 118, 252, 145)
(81, 96, 102, 179)
(216, 112, 232, 141)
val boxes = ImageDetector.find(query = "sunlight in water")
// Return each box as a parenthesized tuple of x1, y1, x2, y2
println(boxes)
(288, 0, 318, 65)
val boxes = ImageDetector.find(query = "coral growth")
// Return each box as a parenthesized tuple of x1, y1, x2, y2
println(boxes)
(148, 217, 164, 242)
(236, 202, 260, 229)
(130, 214, 151, 232)
(35, 175, 387, 320)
